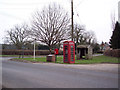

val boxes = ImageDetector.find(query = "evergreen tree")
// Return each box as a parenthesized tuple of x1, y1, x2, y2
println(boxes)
(109, 21, 120, 49)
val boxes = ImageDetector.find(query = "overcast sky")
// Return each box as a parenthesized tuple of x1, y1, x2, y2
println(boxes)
(0, 0, 119, 44)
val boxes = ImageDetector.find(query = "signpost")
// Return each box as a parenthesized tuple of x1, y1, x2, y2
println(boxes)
(34, 39, 36, 60)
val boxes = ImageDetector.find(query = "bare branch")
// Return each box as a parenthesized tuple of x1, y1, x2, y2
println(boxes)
(6, 23, 32, 49)
(31, 3, 70, 50)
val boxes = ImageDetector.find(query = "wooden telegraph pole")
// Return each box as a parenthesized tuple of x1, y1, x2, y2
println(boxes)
(71, 0, 74, 41)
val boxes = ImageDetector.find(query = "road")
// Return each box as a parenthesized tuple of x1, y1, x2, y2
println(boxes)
(2, 57, 119, 88)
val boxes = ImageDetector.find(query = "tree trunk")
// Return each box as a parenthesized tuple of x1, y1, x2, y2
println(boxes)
(49, 46, 52, 54)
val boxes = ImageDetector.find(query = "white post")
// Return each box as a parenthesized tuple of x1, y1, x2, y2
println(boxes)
(34, 40, 36, 60)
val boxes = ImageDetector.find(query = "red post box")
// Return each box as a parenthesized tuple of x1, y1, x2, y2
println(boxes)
(54, 48, 58, 62)
(54, 48, 59, 55)
(63, 41, 75, 64)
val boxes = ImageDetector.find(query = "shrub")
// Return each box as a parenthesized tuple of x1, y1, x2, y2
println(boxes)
(104, 49, 120, 57)
(1, 50, 63, 55)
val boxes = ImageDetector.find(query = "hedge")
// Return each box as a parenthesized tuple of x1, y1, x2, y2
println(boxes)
(104, 49, 120, 58)
(1, 50, 63, 55)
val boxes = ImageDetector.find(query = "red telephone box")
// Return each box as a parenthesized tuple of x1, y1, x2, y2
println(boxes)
(63, 41, 75, 64)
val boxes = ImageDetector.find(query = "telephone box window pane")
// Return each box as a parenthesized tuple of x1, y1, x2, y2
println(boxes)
(71, 46, 74, 61)
(64, 46, 68, 62)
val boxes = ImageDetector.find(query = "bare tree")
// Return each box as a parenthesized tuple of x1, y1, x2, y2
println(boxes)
(31, 4, 70, 53)
(68, 24, 85, 42)
(82, 30, 96, 44)
(6, 24, 31, 50)
(74, 24, 85, 44)
(68, 23, 96, 45)
(68, 23, 85, 44)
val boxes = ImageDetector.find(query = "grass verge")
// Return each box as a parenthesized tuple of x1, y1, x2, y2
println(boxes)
(12, 55, 120, 64)
(75, 55, 119, 64)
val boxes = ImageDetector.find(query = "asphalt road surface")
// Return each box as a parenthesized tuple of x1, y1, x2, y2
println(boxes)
(2, 57, 119, 88)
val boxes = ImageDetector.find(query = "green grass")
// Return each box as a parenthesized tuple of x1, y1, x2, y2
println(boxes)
(75, 55, 119, 64)
(13, 55, 120, 64)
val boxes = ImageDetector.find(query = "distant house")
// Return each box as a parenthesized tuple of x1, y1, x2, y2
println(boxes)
(100, 42, 110, 52)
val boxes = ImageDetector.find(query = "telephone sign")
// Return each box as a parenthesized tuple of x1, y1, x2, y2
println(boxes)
(63, 41, 75, 64)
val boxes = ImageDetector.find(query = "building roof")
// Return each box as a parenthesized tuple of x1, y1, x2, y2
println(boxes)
(77, 45, 91, 48)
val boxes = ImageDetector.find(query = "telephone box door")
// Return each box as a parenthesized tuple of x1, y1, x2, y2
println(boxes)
(63, 41, 69, 63)
(63, 41, 75, 64)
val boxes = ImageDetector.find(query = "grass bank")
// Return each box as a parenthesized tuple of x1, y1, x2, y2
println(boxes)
(12, 55, 120, 64)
